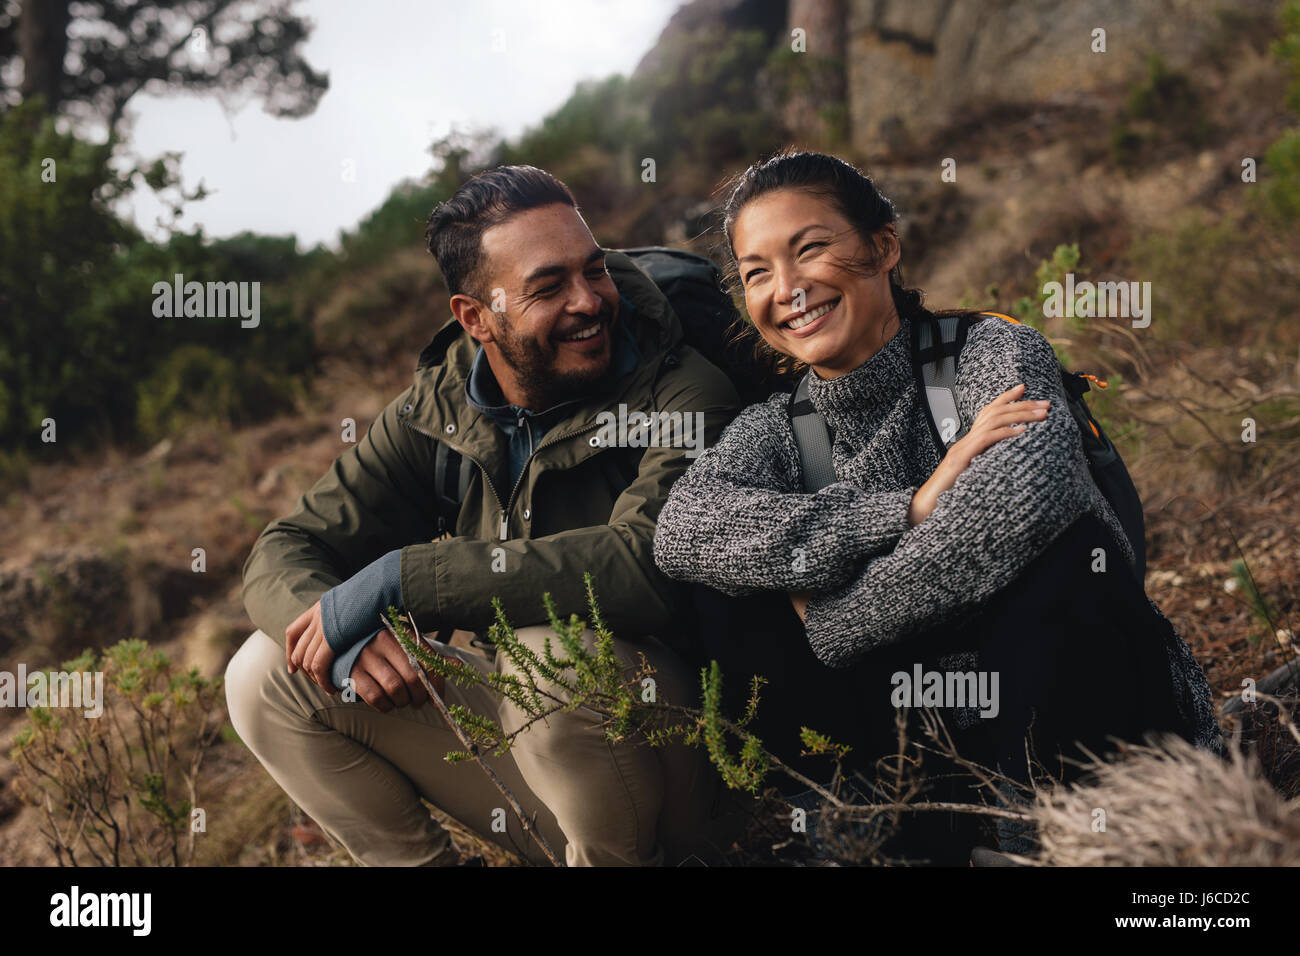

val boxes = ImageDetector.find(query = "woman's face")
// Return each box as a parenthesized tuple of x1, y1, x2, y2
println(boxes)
(731, 188, 901, 379)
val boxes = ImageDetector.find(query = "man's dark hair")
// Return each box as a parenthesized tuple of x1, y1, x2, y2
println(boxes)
(425, 165, 577, 298)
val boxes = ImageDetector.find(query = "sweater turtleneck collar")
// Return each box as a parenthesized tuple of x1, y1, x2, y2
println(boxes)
(803, 312, 914, 424)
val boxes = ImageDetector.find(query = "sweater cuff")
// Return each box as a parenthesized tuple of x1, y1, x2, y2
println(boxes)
(320, 549, 403, 655)
(330, 627, 383, 690)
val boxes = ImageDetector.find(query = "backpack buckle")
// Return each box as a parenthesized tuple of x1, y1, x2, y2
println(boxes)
(1062, 370, 1091, 400)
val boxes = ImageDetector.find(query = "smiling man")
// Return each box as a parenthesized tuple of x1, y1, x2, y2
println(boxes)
(226, 165, 744, 866)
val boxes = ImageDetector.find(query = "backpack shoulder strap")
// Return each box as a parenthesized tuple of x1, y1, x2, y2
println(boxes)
(433, 439, 474, 535)
(788, 373, 838, 492)
(911, 311, 986, 452)
(788, 310, 990, 489)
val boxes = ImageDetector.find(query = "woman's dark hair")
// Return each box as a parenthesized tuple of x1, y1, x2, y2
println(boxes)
(718, 149, 942, 379)
(425, 165, 577, 298)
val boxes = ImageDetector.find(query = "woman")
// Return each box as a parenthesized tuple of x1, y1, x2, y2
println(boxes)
(651, 151, 1222, 860)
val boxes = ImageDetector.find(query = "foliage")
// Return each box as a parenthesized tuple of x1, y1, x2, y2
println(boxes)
(1109, 54, 1215, 171)
(9, 640, 224, 866)
(630, 28, 785, 168)
(499, 76, 642, 171)
(378, 573, 1028, 866)
(1262, 128, 1300, 221)
(1230, 558, 1280, 649)
(1126, 208, 1299, 351)
(762, 46, 849, 148)
(135, 344, 300, 441)
(0, 0, 327, 136)
(1262, 3, 1300, 222)
(1010, 242, 1083, 366)
(1274, 0, 1300, 116)
(0, 102, 314, 457)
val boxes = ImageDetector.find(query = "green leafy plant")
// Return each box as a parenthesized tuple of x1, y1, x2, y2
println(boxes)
(1011, 242, 1085, 366)
(9, 640, 224, 866)
(1257, 2, 1300, 222)
(378, 572, 1030, 866)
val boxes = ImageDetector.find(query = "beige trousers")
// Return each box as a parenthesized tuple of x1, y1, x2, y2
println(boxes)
(224, 624, 748, 866)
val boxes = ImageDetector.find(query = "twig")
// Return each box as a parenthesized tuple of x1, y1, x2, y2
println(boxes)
(383, 611, 564, 868)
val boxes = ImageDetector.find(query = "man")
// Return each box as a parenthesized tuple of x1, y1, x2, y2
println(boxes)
(225, 165, 745, 866)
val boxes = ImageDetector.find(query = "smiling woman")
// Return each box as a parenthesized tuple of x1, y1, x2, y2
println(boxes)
(731, 190, 903, 380)
(652, 150, 1222, 861)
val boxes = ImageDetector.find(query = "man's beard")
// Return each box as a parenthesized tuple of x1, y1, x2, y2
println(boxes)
(491, 304, 616, 409)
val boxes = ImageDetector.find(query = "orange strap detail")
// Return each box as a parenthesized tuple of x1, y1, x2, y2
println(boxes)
(979, 311, 1022, 325)
(1078, 372, 1108, 389)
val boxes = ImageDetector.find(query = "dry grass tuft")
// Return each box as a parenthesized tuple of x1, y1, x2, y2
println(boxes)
(1032, 733, 1300, 866)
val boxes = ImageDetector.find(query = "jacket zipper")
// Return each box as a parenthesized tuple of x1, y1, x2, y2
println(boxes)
(399, 416, 509, 537)
(399, 415, 606, 541)
(496, 352, 673, 517)
(503, 419, 605, 517)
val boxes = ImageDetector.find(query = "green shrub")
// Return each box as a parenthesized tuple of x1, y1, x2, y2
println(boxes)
(1274, 0, 1300, 115)
(1262, 128, 1300, 221)
(0, 102, 314, 457)
(135, 344, 299, 441)
(1257, 2, 1300, 222)
(9, 640, 223, 866)
(1109, 54, 1215, 172)
(1124, 209, 1300, 350)
(628, 28, 785, 167)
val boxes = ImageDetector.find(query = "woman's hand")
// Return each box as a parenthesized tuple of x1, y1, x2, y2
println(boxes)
(790, 590, 810, 622)
(791, 385, 1050, 619)
(907, 383, 1050, 526)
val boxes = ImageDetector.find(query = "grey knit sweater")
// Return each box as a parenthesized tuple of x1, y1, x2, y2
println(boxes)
(652, 313, 1223, 754)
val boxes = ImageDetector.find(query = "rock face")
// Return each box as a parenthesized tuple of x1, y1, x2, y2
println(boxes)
(843, 0, 1276, 155)
(782, 0, 848, 143)
(633, 0, 788, 78)
(637, 0, 1277, 158)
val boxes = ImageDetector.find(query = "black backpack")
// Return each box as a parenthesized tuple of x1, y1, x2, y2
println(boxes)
(616, 246, 797, 404)
(787, 309, 1147, 581)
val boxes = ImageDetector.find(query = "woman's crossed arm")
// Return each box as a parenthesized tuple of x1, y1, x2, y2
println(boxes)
(652, 391, 918, 596)
(800, 319, 1098, 667)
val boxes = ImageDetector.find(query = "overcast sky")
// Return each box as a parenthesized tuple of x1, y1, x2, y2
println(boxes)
(116, 0, 681, 249)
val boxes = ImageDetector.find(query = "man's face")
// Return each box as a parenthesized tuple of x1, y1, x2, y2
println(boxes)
(472, 203, 619, 409)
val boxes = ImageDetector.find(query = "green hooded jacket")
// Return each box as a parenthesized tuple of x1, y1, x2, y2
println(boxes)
(241, 251, 742, 657)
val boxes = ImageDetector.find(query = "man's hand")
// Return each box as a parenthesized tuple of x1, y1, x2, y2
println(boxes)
(348, 628, 447, 713)
(286, 601, 338, 694)
(908, 384, 1050, 526)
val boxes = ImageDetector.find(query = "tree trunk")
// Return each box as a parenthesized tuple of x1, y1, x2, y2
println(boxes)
(18, 0, 71, 114)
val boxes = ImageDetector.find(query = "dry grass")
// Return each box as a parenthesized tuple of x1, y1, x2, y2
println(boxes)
(1031, 732, 1300, 867)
